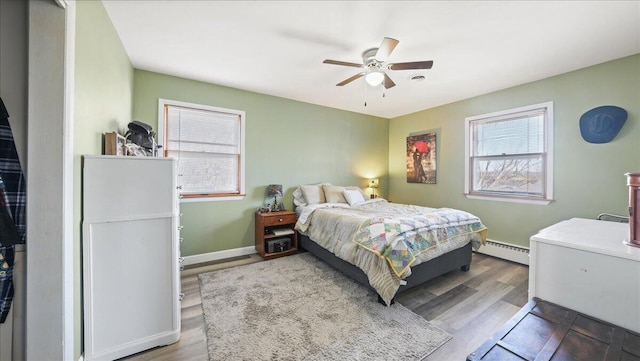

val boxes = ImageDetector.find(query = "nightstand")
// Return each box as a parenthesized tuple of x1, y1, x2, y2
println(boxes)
(255, 211, 298, 260)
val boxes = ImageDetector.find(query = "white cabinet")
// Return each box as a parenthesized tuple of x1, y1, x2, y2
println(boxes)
(529, 218, 640, 333)
(82, 156, 180, 360)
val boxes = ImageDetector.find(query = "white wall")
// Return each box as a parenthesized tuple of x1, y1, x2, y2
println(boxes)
(26, 0, 74, 360)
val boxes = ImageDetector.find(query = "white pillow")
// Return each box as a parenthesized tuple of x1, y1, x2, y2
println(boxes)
(322, 185, 347, 203)
(301, 184, 326, 205)
(343, 189, 365, 206)
(349, 186, 368, 200)
(293, 187, 306, 207)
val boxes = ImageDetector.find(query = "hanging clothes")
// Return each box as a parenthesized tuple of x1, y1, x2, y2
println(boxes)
(0, 97, 26, 243)
(0, 175, 14, 322)
(0, 245, 13, 323)
(0, 97, 25, 323)
(0, 176, 19, 247)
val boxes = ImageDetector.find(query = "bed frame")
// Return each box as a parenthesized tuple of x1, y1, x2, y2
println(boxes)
(299, 234, 472, 304)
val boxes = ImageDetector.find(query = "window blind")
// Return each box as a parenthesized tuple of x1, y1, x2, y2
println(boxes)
(165, 105, 241, 195)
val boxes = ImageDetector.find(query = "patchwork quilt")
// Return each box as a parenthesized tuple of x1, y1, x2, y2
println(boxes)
(353, 208, 487, 278)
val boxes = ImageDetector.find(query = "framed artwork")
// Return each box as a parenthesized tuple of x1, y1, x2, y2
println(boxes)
(406, 132, 437, 184)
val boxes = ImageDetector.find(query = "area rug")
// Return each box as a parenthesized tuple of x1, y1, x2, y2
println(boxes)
(198, 252, 451, 361)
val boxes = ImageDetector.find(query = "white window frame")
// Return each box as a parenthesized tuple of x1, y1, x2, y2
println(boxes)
(464, 101, 554, 205)
(158, 98, 245, 203)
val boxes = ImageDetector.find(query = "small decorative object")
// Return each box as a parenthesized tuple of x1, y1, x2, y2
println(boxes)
(266, 184, 283, 212)
(407, 132, 437, 184)
(104, 132, 126, 156)
(125, 120, 160, 156)
(624, 173, 640, 248)
(579, 105, 627, 144)
(368, 178, 379, 199)
(124, 142, 147, 157)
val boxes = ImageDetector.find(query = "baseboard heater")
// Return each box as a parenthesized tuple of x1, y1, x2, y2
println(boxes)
(475, 239, 529, 265)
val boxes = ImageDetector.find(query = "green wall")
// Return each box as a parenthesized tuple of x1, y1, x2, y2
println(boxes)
(74, 1, 134, 358)
(132, 70, 389, 256)
(389, 54, 640, 248)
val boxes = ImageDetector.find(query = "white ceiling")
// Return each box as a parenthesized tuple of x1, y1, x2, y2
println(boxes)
(102, 1, 640, 119)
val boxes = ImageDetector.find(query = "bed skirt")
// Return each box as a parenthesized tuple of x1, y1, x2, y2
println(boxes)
(299, 234, 472, 300)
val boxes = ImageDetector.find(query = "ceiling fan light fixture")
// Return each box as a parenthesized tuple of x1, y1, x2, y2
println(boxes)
(323, 37, 433, 89)
(365, 70, 384, 86)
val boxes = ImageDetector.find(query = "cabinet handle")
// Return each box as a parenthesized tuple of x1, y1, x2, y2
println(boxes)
(279, 218, 283, 222)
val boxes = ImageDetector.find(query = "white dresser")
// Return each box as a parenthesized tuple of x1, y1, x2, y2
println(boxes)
(529, 218, 640, 333)
(82, 156, 181, 360)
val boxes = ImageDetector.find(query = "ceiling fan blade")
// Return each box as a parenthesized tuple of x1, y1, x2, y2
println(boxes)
(336, 73, 364, 86)
(375, 37, 399, 61)
(323, 59, 363, 68)
(383, 73, 396, 89)
(388, 60, 434, 70)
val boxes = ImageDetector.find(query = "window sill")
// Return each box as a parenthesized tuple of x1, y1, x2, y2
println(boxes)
(180, 195, 245, 203)
(465, 193, 552, 205)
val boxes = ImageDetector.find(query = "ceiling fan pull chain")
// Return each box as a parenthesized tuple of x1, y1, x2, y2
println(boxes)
(364, 80, 367, 107)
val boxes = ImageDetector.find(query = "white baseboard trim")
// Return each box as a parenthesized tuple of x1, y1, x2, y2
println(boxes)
(182, 246, 257, 266)
(475, 239, 530, 265)
(183, 240, 529, 267)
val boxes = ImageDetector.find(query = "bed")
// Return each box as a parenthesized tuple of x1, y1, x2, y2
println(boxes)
(293, 183, 487, 305)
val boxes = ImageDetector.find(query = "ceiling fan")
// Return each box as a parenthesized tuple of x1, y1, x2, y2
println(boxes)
(323, 37, 433, 89)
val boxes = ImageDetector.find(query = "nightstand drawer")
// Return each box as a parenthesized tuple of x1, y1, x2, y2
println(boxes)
(263, 213, 297, 226)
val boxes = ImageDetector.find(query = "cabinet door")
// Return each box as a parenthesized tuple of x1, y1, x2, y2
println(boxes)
(83, 156, 176, 220)
(83, 217, 177, 357)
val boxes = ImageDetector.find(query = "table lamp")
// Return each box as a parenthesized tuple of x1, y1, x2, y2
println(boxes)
(368, 179, 379, 199)
(267, 184, 283, 210)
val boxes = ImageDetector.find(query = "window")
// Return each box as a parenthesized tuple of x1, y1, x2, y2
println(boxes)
(158, 99, 245, 201)
(464, 102, 553, 205)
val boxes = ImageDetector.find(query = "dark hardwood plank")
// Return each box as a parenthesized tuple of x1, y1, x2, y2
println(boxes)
(501, 278, 529, 307)
(412, 284, 477, 321)
(419, 261, 492, 296)
(394, 284, 438, 310)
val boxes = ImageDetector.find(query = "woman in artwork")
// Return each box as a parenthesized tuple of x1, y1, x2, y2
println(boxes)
(413, 149, 426, 182)
(413, 141, 429, 183)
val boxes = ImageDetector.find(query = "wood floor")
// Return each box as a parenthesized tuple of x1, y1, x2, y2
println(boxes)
(121, 252, 529, 361)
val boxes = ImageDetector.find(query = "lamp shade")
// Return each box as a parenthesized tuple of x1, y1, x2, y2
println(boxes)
(368, 179, 379, 188)
(267, 184, 283, 197)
